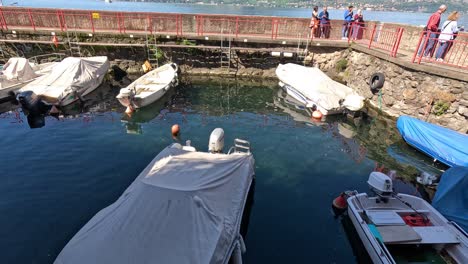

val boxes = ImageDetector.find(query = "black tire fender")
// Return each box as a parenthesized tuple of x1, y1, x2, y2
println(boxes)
(370, 73, 385, 93)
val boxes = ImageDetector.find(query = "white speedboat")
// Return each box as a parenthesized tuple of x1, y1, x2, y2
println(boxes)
(345, 172, 468, 264)
(17, 56, 109, 110)
(0, 57, 57, 101)
(116, 63, 178, 109)
(55, 128, 254, 264)
(276, 63, 364, 115)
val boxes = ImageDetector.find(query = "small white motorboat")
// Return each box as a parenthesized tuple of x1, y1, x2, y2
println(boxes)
(0, 57, 57, 101)
(55, 128, 254, 264)
(276, 63, 364, 115)
(116, 63, 178, 109)
(343, 172, 468, 264)
(17, 56, 110, 110)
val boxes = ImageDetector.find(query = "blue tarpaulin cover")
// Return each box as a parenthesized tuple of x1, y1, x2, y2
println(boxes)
(432, 166, 468, 233)
(396, 116, 468, 167)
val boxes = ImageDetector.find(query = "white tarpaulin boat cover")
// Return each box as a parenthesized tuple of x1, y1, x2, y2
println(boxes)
(1, 57, 37, 81)
(55, 146, 255, 264)
(276, 63, 364, 111)
(19, 56, 109, 104)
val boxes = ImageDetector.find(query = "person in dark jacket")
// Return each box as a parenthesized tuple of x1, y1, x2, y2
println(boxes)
(318, 7, 330, 38)
(342, 5, 354, 39)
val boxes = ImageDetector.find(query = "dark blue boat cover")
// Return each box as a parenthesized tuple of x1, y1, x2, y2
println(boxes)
(432, 166, 468, 233)
(396, 116, 468, 167)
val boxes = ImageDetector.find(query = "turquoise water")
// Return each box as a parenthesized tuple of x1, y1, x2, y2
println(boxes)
(7, 0, 467, 27)
(0, 78, 431, 263)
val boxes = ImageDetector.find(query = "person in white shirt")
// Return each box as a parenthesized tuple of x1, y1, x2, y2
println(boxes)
(435, 11, 461, 61)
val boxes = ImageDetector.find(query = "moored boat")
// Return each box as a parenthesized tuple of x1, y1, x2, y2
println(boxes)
(397, 115, 468, 167)
(16, 56, 109, 110)
(0, 57, 58, 101)
(275, 63, 364, 115)
(116, 63, 178, 109)
(55, 128, 254, 264)
(343, 172, 468, 264)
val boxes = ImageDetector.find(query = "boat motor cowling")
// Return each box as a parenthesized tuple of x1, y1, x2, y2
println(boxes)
(368, 172, 393, 198)
(208, 128, 225, 153)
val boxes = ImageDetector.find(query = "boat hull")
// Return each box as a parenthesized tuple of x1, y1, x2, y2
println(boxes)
(347, 203, 391, 264)
(117, 63, 178, 109)
(280, 82, 344, 116)
(347, 193, 468, 264)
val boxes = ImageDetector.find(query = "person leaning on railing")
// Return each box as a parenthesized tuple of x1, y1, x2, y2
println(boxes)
(319, 7, 330, 39)
(418, 4, 447, 57)
(309, 6, 320, 38)
(435, 11, 462, 62)
(351, 9, 364, 40)
(342, 5, 354, 39)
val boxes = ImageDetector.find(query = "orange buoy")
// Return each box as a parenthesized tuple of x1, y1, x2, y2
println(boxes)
(171, 124, 180, 137)
(332, 193, 348, 210)
(312, 110, 323, 119)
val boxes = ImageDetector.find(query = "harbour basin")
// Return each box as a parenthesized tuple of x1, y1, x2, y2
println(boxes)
(0, 76, 435, 263)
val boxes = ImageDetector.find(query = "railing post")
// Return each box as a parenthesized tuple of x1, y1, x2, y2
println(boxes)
(61, 11, 67, 31)
(418, 32, 431, 64)
(275, 18, 279, 39)
(174, 15, 179, 36)
(392, 27, 404, 57)
(200, 15, 203, 36)
(368, 24, 377, 49)
(28, 8, 36, 31)
(147, 15, 151, 34)
(89, 12, 95, 33)
(235, 16, 239, 38)
(120, 13, 126, 33)
(56, 10, 63, 31)
(271, 18, 275, 39)
(179, 14, 183, 36)
(0, 8, 8, 31)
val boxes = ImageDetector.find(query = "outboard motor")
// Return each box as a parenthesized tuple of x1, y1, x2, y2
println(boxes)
(208, 128, 225, 153)
(367, 171, 393, 202)
(16, 91, 51, 115)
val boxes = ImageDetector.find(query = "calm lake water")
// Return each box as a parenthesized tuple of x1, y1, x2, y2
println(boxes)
(0, 77, 437, 263)
(7, 0, 468, 27)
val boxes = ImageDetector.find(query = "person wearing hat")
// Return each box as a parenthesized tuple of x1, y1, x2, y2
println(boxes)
(342, 5, 354, 39)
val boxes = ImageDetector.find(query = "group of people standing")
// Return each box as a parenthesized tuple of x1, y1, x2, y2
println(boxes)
(309, 6, 331, 38)
(418, 5, 463, 62)
(309, 5, 365, 40)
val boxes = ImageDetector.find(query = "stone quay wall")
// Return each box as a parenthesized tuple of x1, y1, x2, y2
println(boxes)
(305, 49, 467, 132)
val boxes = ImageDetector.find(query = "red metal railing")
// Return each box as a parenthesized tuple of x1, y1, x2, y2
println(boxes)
(412, 30, 467, 69)
(347, 22, 404, 57)
(0, 7, 408, 57)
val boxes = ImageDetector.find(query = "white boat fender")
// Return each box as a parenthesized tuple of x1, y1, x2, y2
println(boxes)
(342, 94, 365, 112)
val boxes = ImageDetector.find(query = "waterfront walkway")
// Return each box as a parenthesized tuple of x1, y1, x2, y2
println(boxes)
(0, 7, 466, 80)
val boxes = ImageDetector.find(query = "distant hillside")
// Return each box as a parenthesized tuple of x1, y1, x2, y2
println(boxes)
(125, 0, 468, 13)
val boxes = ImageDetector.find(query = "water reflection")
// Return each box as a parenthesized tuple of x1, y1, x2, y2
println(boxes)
(0, 74, 444, 184)
(120, 88, 176, 134)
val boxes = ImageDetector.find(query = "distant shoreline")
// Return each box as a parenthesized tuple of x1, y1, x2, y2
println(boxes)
(116, 0, 467, 14)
